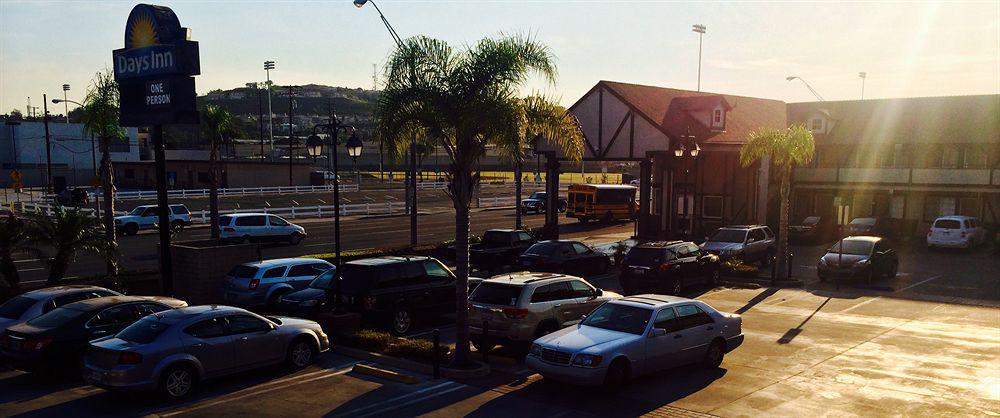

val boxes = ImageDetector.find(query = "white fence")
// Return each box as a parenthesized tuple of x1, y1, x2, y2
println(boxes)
(16, 202, 100, 216)
(109, 184, 361, 200)
(476, 196, 517, 208)
(416, 181, 448, 190)
(190, 201, 407, 223)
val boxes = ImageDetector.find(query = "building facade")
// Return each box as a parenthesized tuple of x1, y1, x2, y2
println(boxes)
(789, 95, 1000, 238)
(113, 160, 314, 190)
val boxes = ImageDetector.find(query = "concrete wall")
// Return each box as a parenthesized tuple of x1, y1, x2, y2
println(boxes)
(171, 240, 260, 305)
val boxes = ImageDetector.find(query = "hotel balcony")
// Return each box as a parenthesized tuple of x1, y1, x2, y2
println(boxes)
(794, 168, 1000, 186)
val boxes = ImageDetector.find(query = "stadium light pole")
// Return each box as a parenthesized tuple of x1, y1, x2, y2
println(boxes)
(265, 60, 276, 159)
(692, 24, 706, 92)
(859, 72, 867, 100)
(61, 84, 71, 123)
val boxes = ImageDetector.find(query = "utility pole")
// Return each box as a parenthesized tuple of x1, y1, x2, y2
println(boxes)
(859, 72, 867, 100)
(42, 94, 54, 193)
(287, 85, 297, 186)
(692, 24, 706, 92)
(264, 61, 275, 159)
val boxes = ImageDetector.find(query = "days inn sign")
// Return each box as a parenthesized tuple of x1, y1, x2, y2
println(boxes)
(114, 4, 200, 126)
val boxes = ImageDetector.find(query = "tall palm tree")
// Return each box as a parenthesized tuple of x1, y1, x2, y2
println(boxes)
(24, 207, 118, 284)
(81, 69, 124, 277)
(376, 34, 582, 366)
(0, 213, 28, 290)
(202, 105, 234, 239)
(739, 125, 815, 280)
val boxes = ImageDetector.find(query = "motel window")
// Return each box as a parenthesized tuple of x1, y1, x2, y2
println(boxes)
(702, 196, 723, 219)
(937, 147, 960, 169)
(810, 118, 823, 132)
(712, 109, 724, 127)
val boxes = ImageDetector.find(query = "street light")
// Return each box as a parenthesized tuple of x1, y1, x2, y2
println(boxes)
(305, 134, 324, 159)
(674, 128, 699, 238)
(692, 24, 706, 92)
(346, 133, 363, 185)
(61, 84, 71, 123)
(786, 76, 826, 101)
(859, 72, 867, 100)
(264, 61, 276, 158)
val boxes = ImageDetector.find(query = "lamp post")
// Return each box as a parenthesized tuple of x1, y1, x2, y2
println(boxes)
(355, 0, 417, 246)
(287, 85, 298, 186)
(42, 94, 53, 194)
(674, 129, 700, 238)
(307, 114, 360, 313)
(692, 24, 706, 92)
(264, 61, 275, 158)
(786, 76, 826, 101)
(61, 84, 71, 123)
(859, 72, 867, 100)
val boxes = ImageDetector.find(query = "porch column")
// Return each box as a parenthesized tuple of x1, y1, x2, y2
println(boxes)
(638, 159, 652, 238)
(544, 153, 561, 240)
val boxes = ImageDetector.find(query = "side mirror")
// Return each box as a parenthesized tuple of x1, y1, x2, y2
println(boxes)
(649, 328, 668, 338)
(594, 288, 603, 297)
(580, 314, 587, 322)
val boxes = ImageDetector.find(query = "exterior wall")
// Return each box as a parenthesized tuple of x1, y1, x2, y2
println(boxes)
(114, 160, 313, 190)
(547, 86, 671, 159)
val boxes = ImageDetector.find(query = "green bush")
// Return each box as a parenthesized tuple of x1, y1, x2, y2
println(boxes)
(339, 330, 394, 352)
(721, 258, 759, 278)
(337, 330, 452, 365)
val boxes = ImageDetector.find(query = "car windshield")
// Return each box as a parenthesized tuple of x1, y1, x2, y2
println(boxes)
(309, 265, 371, 292)
(934, 219, 961, 229)
(481, 231, 509, 244)
(469, 283, 522, 306)
(27, 306, 87, 328)
(529, 192, 545, 200)
(625, 247, 672, 265)
(128, 207, 146, 215)
(581, 303, 652, 335)
(0, 296, 37, 319)
(851, 218, 876, 226)
(524, 243, 558, 256)
(803, 216, 820, 225)
(116, 316, 170, 344)
(227, 265, 259, 279)
(709, 229, 747, 243)
(828, 240, 874, 256)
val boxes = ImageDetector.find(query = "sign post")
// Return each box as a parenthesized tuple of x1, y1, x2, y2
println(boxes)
(114, 4, 200, 295)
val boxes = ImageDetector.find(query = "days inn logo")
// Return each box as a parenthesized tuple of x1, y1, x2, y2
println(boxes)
(126, 13, 160, 50)
(114, 4, 185, 79)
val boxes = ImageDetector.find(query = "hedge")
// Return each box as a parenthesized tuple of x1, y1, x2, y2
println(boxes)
(337, 329, 452, 365)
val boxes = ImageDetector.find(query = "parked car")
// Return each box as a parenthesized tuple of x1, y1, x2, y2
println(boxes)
(218, 213, 307, 245)
(468, 272, 621, 352)
(789, 215, 833, 243)
(699, 225, 775, 265)
(846, 217, 886, 237)
(926, 216, 987, 251)
(279, 256, 456, 335)
(467, 229, 537, 272)
(0, 286, 122, 334)
(221, 259, 334, 309)
(56, 188, 91, 207)
(817, 236, 898, 283)
(84, 305, 329, 399)
(619, 241, 720, 296)
(517, 240, 611, 276)
(0, 296, 187, 373)
(520, 191, 567, 214)
(526, 295, 743, 388)
(115, 204, 192, 236)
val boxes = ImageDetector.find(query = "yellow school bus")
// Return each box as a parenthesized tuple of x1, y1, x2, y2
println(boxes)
(567, 184, 638, 222)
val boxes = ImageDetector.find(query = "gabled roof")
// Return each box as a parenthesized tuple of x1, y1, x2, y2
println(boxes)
(583, 81, 787, 145)
(787, 95, 1000, 144)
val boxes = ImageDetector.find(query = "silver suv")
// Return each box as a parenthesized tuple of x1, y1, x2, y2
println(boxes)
(468, 272, 621, 352)
(699, 225, 776, 265)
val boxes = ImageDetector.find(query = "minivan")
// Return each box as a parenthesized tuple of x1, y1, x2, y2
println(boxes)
(221, 258, 334, 308)
(218, 213, 306, 245)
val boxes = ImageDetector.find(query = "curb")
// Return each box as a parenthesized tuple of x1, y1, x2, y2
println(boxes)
(719, 276, 805, 288)
(352, 363, 420, 384)
(359, 211, 434, 220)
(332, 345, 491, 380)
(477, 206, 516, 212)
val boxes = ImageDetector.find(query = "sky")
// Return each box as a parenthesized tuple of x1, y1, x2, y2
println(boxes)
(1, 0, 998, 115)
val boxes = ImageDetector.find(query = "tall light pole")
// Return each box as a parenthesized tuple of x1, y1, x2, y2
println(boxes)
(692, 24, 706, 92)
(287, 85, 298, 186)
(355, 0, 417, 246)
(42, 94, 53, 193)
(264, 60, 275, 159)
(53, 97, 93, 197)
(674, 128, 700, 238)
(786, 76, 826, 101)
(61, 84, 71, 123)
(859, 72, 867, 100)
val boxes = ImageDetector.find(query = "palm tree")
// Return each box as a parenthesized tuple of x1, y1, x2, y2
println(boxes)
(376, 34, 582, 366)
(202, 105, 234, 239)
(24, 207, 118, 284)
(81, 69, 124, 278)
(0, 213, 28, 290)
(739, 125, 815, 281)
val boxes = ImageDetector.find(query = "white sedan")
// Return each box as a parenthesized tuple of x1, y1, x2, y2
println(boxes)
(526, 295, 743, 387)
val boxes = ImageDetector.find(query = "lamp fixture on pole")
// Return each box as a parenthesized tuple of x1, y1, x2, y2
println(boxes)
(858, 72, 867, 100)
(786, 76, 825, 101)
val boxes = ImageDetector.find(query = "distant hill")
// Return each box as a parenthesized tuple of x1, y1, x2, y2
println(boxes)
(199, 84, 377, 118)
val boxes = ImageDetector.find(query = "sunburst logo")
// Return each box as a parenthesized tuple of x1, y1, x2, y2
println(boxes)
(127, 14, 159, 49)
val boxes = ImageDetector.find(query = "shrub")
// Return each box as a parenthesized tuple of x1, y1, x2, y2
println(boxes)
(339, 330, 394, 352)
(721, 258, 759, 278)
(383, 338, 452, 364)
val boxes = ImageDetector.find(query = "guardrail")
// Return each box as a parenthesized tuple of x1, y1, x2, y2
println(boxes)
(108, 184, 361, 200)
(476, 196, 517, 208)
(191, 201, 407, 223)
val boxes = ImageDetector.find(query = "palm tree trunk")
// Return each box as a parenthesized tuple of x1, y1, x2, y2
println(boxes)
(209, 138, 221, 239)
(100, 137, 119, 277)
(449, 159, 475, 367)
(47, 251, 70, 285)
(514, 160, 522, 230)
(776, 165, 791, 281)
(0, 249, 19, 289)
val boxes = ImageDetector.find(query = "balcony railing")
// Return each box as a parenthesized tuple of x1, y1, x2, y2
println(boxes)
(795, 167, 1000, 186)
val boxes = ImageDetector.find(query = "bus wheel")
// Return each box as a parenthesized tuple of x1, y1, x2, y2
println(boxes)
(604, 211, 614, 222)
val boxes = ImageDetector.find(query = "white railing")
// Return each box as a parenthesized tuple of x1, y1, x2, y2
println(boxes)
(416, 181, 448, 190)
(476, 196, 517, 208)
(109, 184, 360, 200)
(190, 201, 407, 223)
(16, 202, 99, 216)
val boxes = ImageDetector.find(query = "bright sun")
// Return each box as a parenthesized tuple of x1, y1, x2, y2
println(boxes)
(128, 15, 158, 49)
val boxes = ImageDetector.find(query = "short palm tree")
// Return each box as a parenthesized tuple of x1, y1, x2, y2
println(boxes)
(376, 34, 582, 366)
(81, 69, 124, 277)
(0, 213, 28, 289)
(24, 207, 119, 284)
(202, 105, 234, 239)
(739, 125, 815, 280)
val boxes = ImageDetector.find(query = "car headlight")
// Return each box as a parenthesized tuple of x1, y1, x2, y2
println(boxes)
(529, 343, 542, 357)
(571, 353, 603, 367)
(854, 259, 870, 268)
(818, 258, 828, 266)
(300, 299, 319, 307)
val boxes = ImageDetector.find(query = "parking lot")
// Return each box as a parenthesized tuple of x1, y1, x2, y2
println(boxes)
(1, 241, 997, 417)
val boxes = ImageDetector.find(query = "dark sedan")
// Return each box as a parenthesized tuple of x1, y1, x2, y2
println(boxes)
(618, 241, 721, 295)
(1, 296, 186, 373)
(846, 217, 887, 237)
(817, 236, 898, 283)
(789, 216, 833, 243)
(516, 240, 610, 276)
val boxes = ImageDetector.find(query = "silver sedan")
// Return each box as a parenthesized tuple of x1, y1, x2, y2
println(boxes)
(83, 305, 330, 399)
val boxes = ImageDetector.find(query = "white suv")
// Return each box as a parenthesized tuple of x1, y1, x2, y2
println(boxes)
(115, 204, 192, 236)
(927, 216, 986, 250)
(219, 213, 307, 245)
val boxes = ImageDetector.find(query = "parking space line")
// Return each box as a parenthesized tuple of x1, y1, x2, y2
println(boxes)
(329, 381, 459, 417)
(842, 275, 942, 313)
(895, 275, 943, 293)
(333, 381, 468, 418)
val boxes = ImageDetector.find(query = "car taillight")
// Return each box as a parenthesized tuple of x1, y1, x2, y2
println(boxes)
(224, 227, 236, 232)
(248, 279, 260, 290)
(502, 308, 529, 319)
(118, 351, 143, 365)
(362, 296, 377, 311)
(658, 263, 671, 272)
(25, 337, 53, 351)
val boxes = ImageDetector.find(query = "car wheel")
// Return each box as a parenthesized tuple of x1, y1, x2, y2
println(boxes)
(241, 235, 253, 245)
(702, 339, 725, 369)
(392, 306, 413, 335)
(170, 220, 185, 231)
(268, 289, 289, 308)
(470, 336, 496, 353)
(604, 211, 614, 222)
(669, 279, 683, 296)
(578, 217, 590, 223)
(602, 358, 630, 389)
(761, 251, 773, 267)
(289, 232, 303, 245)
(596, 260, 609, 275)
(160, 365, 197, 399)
(559, 202, 567, 213)
(887, 261, 898, 278)
(866, 268, 874, 284)
(286, 337, 316, 369)
(124, 223, 139, 236)
(818, 273, 827, 283)
(709, 268, 720, 286)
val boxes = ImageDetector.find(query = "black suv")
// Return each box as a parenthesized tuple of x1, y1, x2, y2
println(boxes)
(278, 256, 456, 335)
(619, 241, 721, 296)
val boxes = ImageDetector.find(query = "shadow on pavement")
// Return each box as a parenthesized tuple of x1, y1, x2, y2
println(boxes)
(777, 296, 831, 345)
(734, 287, 780, 314)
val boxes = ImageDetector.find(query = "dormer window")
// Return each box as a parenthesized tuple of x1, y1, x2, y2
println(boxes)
(810, 117, 824, 132)
(711, 107, 725, 130)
